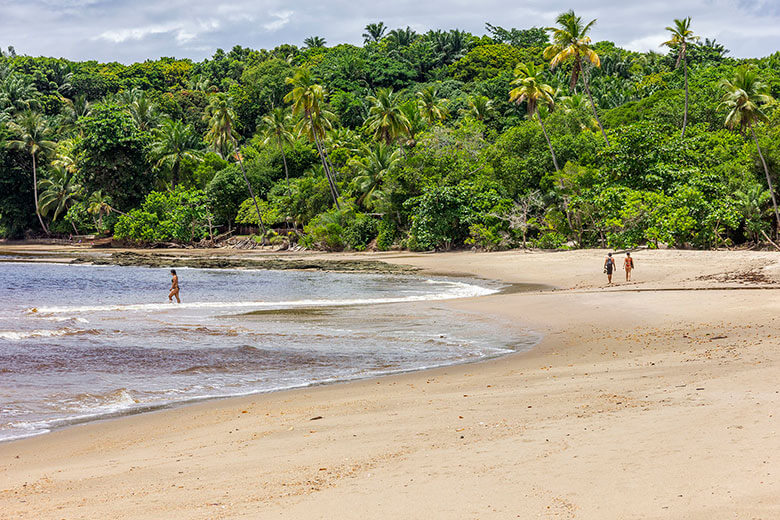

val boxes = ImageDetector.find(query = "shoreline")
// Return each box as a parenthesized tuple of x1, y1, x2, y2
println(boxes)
(1, 247, 778, 518)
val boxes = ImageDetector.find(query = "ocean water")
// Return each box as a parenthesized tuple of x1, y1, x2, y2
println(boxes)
(0, 262, 537, 441)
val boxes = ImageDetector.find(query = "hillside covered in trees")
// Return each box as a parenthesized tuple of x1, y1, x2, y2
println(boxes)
(1, 12, 779, 250)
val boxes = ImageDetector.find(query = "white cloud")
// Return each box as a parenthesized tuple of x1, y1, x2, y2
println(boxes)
(96, 23, 180, 43)
(263, 10, 294, 31)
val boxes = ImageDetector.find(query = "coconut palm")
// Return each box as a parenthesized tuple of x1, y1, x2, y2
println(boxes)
(38, 164, 81, 229)
(303, 36, 326, 49)
(661, 17, 700, 138)
(203, 93, 267, 236)
(349, 142, 401, 209)
(510, 62, 559, 171)
(151, 119, 203, 188)
(461, 95, 496, 121)
(416, 86, 449, 124)
(284, 68, 340, 208)
(258, 106, 295, 197)
(123, 88, 159, 131)
(0, 74, 38, 114)
(57, 94, 91, 136)
(5, 109, 57, 234)
(720, 66, 778, 230)
(87, 190, 116, 235)
(365, 88, 410, 145)
(544, 10, 609, 145)
(400, 100, 425, 148)
(363, 22, 387, 43)
(386, 27, 418, 48)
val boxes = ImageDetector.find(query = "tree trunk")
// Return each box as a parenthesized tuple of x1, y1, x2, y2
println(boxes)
(31, 153, 49, 235)
(750, 123, 780, 233)
(537, 112, 559, 171)
(278, 136, 292, 197)
(232, 138, 267, 241)
(579, 58, 610, 146)
(171, 160, 180, 189)
(311, 124, 340, 209)
(682, 50, 689, 139)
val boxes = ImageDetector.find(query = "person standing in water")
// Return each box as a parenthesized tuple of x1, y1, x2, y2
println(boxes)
(624, 252, 635, 282)
(169, 269, 181, 303)
(604, 253, 616, 285)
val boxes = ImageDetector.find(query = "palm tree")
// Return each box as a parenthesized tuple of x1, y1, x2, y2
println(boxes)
(400, 100, 425, 148)
(58, 94, 91, 136)
(349, 142, 401, 209)
(38, 164, 81, 231)
(365, 88, 410, 145)
(258, 106, 295, 197)
(303, 36, 326, 49)
(203, 93, 267, 236)
(720, 66, 779, 230)
(461, 95, 496, 121)
(123, 88, 159, 131)
(734, 185, 770, 242)
(386, 27, 418, 48)
(87, 190, 114, 234)
(510, 62, 559, 171)
(544, 10, 609, 145)
(363, 22, 387, 43)
(284, 68, 340, 208)
(416, 86, 449, 124)
(151, 119, 203, 188)
(661, 17, 700, 138)
(5, 109, 57, 234)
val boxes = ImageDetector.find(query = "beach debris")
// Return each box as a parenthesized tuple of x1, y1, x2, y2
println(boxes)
(310, 416, 323, 421)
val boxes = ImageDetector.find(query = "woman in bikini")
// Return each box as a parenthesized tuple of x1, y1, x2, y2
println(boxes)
(624, 252, 634, 282)
(168, 269, 181, 303)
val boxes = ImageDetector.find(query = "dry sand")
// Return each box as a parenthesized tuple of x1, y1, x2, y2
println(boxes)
(0, 248, 778, 519)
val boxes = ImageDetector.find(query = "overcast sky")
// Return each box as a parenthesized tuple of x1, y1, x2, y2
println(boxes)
(2, 0, 779, 63)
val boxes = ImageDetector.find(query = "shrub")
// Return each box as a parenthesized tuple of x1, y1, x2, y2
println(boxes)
(114, 188, 213, 243)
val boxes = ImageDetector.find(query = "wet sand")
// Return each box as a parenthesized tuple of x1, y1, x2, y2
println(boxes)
(0, 247, 778, 519)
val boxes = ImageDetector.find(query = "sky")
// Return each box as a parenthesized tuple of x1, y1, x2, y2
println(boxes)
(1, 0, 779, 63)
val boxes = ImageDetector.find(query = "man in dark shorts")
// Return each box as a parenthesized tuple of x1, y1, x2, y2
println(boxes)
(169, 269, 181, 303)
(604, 253, 616, 285)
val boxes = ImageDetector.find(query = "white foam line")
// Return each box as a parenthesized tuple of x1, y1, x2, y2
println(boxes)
(30, 280, 498, 315)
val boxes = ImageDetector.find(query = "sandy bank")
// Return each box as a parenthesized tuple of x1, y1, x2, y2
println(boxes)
(0, 248, 778, 519)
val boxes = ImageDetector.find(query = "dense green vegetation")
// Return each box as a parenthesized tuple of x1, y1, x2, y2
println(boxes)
(2, 12, 779, 250)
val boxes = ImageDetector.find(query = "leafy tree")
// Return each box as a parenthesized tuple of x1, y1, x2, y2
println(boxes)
(114, 188, 214, 243)
(5, 109, 57, 233)
(720, 66, 778, 230)
(661, 17, 699, 138)
(544, 10, 610, 145)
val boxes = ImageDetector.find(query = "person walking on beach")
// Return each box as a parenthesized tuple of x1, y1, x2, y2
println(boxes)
(624, 252, 635, 282)
(169, 269, 181, 303)
(604, 253, 616, 285)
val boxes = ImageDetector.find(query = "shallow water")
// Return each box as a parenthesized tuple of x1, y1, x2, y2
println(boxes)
(0, 262, 537, 441)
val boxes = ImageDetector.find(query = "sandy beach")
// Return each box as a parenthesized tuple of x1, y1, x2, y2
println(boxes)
(0, 247, 778, 519)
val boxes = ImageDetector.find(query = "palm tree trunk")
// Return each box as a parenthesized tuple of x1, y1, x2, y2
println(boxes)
(277, 136, 292, 197)
(232, 138, 267, 241)
(682, 52, 689, 139)
(537, 112, 559, 172)
(750, 123, 780, 233)
(579, 59, 610, 146)
(31, 153, 49, 235)
(309, 121, 340, 209)
(171, 161, 180, 189)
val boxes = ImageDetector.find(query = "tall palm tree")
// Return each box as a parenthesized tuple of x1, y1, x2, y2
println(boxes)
(661, 17, 700, 138)
(386, 27, 418, 48)
(400, 100, 425, 148)
(720, 66, 778, 230)
(151, 119, 203, 188)
(461, 95, 496, 121)
(416, 86, 449, 124)
(258, 106, 295, 197)
(284, 68, 340, 208)
(363, 22, 387, 43)
(365, 88, 410, 145)
(38, 164, 81, 231)
(544, 10, 609, 145)
(303, 36, 327, 49)
(5, 109, 57, 234)
(203, 93, 267, 236)
(510, 62, 559, 172)
(123, 88, 159, 131)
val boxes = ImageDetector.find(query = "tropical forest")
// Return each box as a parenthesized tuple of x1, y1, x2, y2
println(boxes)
(1, 11, 779, 251)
